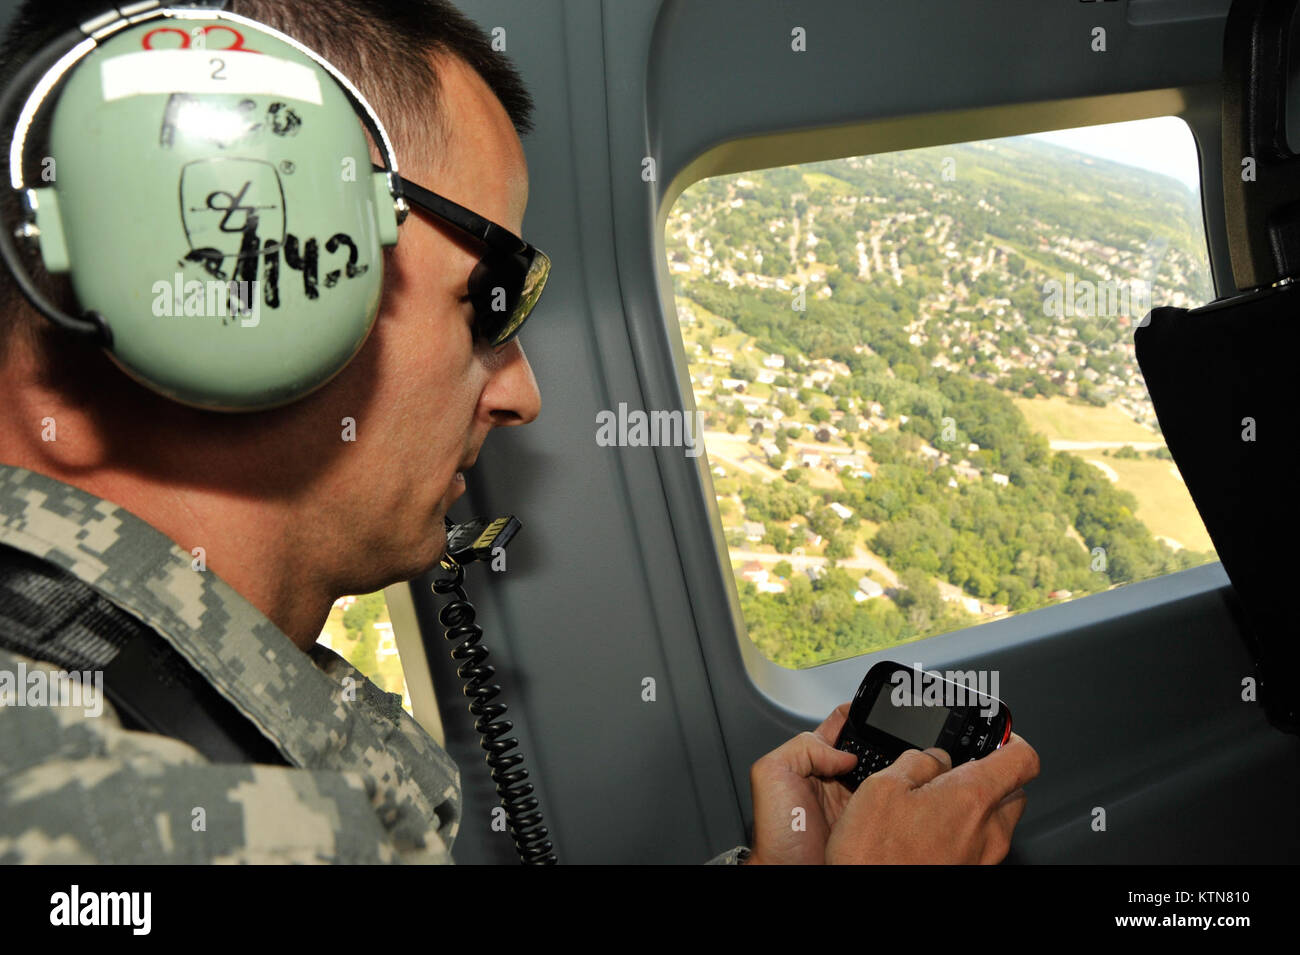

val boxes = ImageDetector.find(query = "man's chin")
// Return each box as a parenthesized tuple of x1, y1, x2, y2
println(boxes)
(372, 529, 449, 588)
(408, 528, 449, 578)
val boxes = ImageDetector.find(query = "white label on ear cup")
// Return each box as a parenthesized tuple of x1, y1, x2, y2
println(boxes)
(101, 51, 322, 105)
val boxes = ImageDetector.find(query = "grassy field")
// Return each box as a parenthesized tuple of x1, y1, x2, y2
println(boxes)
(1014, 395, 1157, 444)
(1013, 395, 1211, 552)
(802, 171, 855, 195)
(1090, 456, 1215, 553)
(676, 297, 741, 342)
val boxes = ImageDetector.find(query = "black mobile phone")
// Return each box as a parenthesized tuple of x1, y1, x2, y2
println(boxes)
(833, 660, 1011, 791)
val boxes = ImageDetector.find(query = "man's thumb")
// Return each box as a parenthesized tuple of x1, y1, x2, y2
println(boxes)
(791, 732, 857, 778)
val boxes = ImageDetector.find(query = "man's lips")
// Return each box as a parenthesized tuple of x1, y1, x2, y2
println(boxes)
(455, 452, 479, 480)
(447, 451, 478, 501)
(449, 460, 474, 499)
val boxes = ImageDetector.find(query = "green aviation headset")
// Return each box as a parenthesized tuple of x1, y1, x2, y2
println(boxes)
(0, 0, 548, 411)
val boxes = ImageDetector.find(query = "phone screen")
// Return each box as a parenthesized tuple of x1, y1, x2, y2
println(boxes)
(865, 689, 950, 750)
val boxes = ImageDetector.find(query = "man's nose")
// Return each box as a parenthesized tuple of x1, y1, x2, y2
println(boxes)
(484, 339, 542, 426)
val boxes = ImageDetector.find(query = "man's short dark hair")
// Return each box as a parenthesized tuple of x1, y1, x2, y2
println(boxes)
(0, 0, 533, 364)
(227, 0, 534, 152)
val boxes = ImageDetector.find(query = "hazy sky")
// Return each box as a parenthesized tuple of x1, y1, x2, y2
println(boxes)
(1025, 116, 1203, 194)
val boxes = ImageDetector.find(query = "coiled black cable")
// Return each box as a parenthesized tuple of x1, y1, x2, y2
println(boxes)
(433, 561, 557, 864)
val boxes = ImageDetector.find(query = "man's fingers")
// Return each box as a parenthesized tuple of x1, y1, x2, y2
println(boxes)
(885, 747, 952, 789)
(812, 702, 852, 746)
(947, 733, 1040, 805)
(762, 730, 857, 780)
(801, 731, 858, 778)
(983, 733, 1041, 794)
(754, 705, 859, 782)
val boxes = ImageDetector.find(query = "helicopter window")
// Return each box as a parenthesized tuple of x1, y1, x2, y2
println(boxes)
(666, 116, 1217, 669)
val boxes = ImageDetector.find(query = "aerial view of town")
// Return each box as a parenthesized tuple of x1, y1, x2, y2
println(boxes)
(666, 134, 1218, 669)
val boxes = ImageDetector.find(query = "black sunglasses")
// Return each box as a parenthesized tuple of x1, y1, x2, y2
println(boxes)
(374, 164, 549, 347)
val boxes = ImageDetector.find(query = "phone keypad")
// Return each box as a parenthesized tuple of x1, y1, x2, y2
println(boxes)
(836, 734, 893, 789)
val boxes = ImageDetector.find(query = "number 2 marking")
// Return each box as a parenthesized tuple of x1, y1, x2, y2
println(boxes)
(210, 58, 226, 80)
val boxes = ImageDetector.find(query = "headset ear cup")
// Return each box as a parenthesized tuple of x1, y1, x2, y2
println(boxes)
(28, 188, 70, 274)
(37, 15, 399, 411)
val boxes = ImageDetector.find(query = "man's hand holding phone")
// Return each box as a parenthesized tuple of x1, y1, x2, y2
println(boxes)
(825, 724, 1039, 864)
(746, 702, 1040, 864)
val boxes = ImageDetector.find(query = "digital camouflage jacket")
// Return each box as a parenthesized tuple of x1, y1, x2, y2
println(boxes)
(0, 463, 460, 863)
(0, 464, 749, 864)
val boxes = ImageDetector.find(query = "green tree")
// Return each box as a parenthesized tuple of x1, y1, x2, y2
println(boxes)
(896, 567, 945, 631)
(767, 525, 792, 552)
(343, 591, 385, 639)
(348, 636, 380, 689)
(826, 534, 853, 559)
(730, 361, 757, 381)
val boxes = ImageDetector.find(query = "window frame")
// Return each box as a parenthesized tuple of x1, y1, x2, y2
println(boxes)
(651, 91, 1230, 719)
(385, 582, 446, 744)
